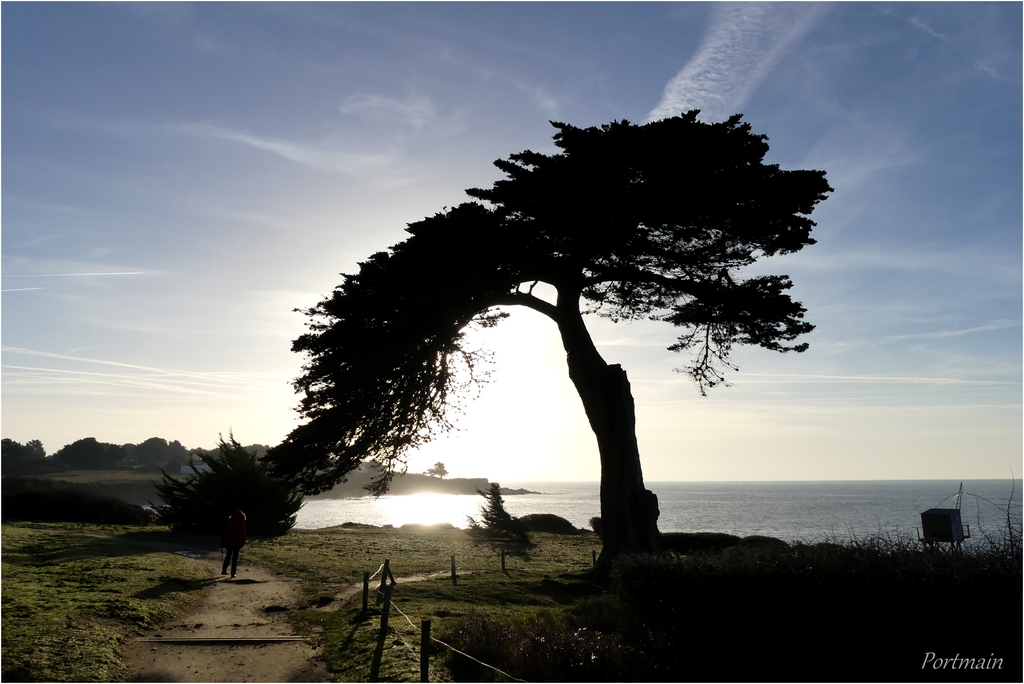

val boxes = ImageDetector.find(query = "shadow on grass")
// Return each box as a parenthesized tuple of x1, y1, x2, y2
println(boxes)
(133, 576, 216, 600)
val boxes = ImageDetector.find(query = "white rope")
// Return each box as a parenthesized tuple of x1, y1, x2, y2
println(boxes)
(383, 591, 527, 682)
(430, 635, 527, 683)
(367, 559, 527, 683)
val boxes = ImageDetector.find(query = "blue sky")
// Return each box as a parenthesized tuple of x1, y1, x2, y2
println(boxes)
(2, 2, 1020, 481)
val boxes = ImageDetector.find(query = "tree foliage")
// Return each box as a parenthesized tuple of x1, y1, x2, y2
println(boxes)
(154, 435, 302, 536)
(266, 111, 830, 496)
(425, 461, 449, 479)
(127, 437, 191, 466)
(53, 437, 125, 470)
(467, 483, 530, 543)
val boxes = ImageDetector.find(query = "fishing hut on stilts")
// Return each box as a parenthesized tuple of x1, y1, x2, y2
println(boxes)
(918, 482, 971, 549)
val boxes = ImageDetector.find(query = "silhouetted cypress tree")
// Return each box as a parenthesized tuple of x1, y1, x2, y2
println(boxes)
(154, 434, 301, 536)
(468, 483, 529, 543)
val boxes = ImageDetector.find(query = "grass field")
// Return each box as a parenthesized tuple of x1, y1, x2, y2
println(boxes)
(244, 526, 604, 682)
(30, 469, 163, 484)
(1, 524, 209, 682)
(3, 521, 1018, 682)
(1, 522, 602, 681)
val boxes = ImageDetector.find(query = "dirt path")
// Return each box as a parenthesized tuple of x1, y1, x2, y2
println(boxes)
(78, 535, 333, 683)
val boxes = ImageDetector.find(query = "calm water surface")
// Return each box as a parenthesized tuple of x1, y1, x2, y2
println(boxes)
(296, 479, 1021, 543)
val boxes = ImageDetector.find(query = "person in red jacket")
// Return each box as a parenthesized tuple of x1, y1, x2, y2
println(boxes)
(221, 509, 247, 578)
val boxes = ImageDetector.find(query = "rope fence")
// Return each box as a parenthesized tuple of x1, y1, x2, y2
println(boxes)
(365, 555, 529, 683)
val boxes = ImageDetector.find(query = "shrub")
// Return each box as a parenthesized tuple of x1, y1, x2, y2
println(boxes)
(467, 483, 529, 543)
(439, 613, 647, 682)
(1, 477, 153, 525)
(738, 534, 789, 550)
(602, 535, 1022, 681)
(519, 513, 581, 534)
(589, 516, 602, 535)
(659, 531, 741, 554)
(153, 435, 302, 536)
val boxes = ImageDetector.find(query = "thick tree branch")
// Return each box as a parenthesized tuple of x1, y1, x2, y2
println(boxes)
(483, 290, 561, 322)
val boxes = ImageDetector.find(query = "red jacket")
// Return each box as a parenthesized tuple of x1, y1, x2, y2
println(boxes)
(222, 510, 247, 547)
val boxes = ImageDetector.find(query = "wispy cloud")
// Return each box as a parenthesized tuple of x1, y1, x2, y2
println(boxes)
(1, 347, 287, 398)
(907, 17, 947, 41)
(339, 94, 438, 129)
(886, 321, 1020, 341)
(975, 61, 999, 78)
(2, 272, 144, 278)
(2, 288, 47, 293)
(170, 122, 398, 175)
(647, 3, 825, 123)
(516, 84, 560, 117)
(736, 372, 1018, 386)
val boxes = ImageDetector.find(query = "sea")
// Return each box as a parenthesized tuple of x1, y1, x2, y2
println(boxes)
(295, 479, 1022, 544)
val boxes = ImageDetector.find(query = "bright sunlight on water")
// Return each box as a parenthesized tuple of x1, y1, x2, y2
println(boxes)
(300, 493, 484, 529)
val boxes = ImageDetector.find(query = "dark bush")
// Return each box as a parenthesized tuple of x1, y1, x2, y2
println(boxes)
(519, 513, 581, 534)
(153, 435, 302, 536)
(603, 536, 1022, 681)
(660, 531, 741, 553)
(589, 516, 602, 535)
(738, 534, 789, 550)
(467, 483, 529, 543)
(439, 613, 647, 682)
(1, 477, 153, 525)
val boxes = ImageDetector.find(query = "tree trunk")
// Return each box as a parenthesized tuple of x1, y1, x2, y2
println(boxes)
(555, 291, 661, 566)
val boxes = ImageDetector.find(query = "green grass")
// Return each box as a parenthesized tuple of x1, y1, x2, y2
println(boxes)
(245, 525, 604, 681)
(246, 525, 602, 605)
(1, 525, 209, 682)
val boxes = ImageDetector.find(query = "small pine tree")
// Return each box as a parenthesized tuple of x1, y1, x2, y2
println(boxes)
(467, 482, 529, 543)
(153, 434, 302, 536)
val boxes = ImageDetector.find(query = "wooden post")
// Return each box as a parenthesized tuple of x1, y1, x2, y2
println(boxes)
(501, 549, 506, 571)
(420, 619, 431, 682)
(450, 554, 458, 586)
(377, 559, 391, 605)
(362, 572, 370, 614)
(592, 550, 597, 567)
(379, 583, 393, 636)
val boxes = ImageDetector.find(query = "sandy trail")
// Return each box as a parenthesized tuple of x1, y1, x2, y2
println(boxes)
(75, 534, 333, 683)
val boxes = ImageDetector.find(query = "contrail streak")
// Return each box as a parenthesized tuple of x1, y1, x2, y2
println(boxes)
(648, 3, 824, 123)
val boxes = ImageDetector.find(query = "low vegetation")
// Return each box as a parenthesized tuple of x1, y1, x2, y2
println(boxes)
(2, 477, 153, 526)
(1, 525, 208, 682)
(2, 518, 1018, 682)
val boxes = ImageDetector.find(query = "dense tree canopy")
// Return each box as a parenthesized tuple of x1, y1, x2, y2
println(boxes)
(155, 435, 301, 536)
(54, 437, 125, 470)
(267, 111, 829, 557)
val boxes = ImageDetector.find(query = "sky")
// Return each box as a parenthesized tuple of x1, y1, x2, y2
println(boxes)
(2, 2, 1021, 482)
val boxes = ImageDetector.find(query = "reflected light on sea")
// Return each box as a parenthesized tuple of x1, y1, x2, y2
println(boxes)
(298, 493, 482, 529)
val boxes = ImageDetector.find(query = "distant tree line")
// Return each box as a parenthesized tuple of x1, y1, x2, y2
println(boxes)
(0, 436, 269, 474)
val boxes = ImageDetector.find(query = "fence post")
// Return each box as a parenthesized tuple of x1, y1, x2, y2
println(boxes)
(592, 549, 597, 567)
(377, 559, 391, 605)
(450, 554, 458, 586)
(501, 549, 506, 572)
(380, 583, 393, 636)
(362, 572, 370, 614)
(420, 619, 431, 682)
